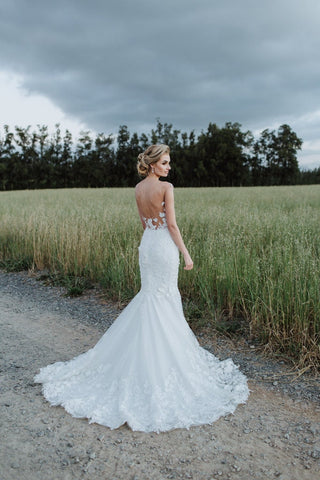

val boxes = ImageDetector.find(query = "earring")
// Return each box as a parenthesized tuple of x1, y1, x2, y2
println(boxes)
(151, 167, 155, 173)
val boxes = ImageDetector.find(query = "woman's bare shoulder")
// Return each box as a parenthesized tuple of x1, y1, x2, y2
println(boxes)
(162, 182, 174, 200)
(135, 179, 144, 189)
(162, 181, 174, 190)
(135, 179, 146, 194)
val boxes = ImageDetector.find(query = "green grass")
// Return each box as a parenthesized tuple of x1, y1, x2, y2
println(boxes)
(1, 186, 319, 369)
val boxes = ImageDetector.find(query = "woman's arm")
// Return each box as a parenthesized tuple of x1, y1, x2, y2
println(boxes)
(164, 184, 193, 270)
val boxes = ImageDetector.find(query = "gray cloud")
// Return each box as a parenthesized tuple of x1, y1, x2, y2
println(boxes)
(0, 0, 319, 166)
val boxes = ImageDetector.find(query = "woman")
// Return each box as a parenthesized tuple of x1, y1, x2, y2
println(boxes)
(34, 144, 249, 433)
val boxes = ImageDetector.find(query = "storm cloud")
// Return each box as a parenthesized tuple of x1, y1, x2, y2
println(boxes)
(0, 0, 319, 167)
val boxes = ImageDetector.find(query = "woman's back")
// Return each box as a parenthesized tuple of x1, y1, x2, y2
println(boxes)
(135, 179, 169, 229)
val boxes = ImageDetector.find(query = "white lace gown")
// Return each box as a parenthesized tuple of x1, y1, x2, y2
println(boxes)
(34, 204, 249, 432)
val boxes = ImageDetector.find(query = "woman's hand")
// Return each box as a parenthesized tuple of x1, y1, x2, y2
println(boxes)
(183, 252, 194, 270)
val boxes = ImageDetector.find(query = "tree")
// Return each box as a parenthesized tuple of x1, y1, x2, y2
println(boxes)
(93, 132, 115, 187)
(194, 122, 253, 186)
(299, 167, 320, 185)
(115, 126, 141, 186)
(15, 126, 39, 188)
(61, 129, 74, 187)
(0, 121, 309, 189)
(0, 125, 17, 190)
(254, 124, 302, 185)
(73, 131, 94, 187)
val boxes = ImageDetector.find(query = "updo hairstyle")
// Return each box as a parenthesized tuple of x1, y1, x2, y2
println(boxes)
(137, 144, 170, 177)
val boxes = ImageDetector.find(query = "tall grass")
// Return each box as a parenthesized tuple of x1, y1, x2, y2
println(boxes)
(1, 186, 319, 369)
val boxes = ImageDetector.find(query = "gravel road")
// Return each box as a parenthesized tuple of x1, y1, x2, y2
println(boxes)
(0, 270, 319, 480)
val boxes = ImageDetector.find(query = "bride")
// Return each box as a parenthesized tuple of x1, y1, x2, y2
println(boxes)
(34, 144, 249, 433)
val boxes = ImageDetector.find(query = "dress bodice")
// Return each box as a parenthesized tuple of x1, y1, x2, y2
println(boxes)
(139, 201, 179, 298)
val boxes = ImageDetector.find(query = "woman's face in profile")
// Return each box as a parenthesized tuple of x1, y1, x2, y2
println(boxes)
(153, 154, 171, 177)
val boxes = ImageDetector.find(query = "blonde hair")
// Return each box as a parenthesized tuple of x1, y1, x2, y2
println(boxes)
(137, 144, 170, 177)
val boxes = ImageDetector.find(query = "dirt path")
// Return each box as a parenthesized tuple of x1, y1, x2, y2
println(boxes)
(0, 271, 319, 480)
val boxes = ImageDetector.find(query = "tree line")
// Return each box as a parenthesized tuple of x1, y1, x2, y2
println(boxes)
(0, 120, 319, 190)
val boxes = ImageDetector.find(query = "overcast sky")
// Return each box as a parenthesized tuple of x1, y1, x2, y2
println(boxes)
(0, 0, 319, 168)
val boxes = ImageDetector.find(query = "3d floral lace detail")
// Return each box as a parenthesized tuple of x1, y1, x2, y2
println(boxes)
(142, 202, 167, 230)
(34, 198, 249, 433)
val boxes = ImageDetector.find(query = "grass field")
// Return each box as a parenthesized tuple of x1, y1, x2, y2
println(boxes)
(1, 186, 319, 370)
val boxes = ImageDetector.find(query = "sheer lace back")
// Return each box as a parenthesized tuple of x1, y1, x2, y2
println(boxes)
(142, 201, 168, 230)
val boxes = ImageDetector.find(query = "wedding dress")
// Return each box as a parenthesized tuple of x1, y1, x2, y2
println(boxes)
(34, 202, 249, 432)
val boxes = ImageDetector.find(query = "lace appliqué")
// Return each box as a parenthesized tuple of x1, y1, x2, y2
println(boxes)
(35, 344, 249, 433)
(142, 202, 167, 230)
